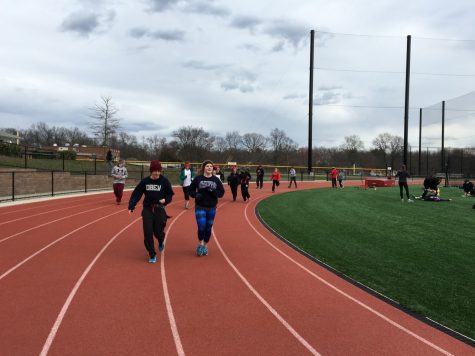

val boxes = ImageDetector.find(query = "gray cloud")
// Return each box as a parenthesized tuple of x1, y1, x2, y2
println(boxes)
(314, 91, 342, 105)
(122, 120, 166, 132)
(129, 27, 185, 41)
(283, 93, 306, 100)
(60, 12, 100, 36)
(147, 0, 179, 12)
(230, 15, 262, 32)
(182, 60, 230, 70)
(147, 0, 230, 17)
(220, 70, 257, 93)
(183, 1, 230, 17)
(130, 27, 148, 38)
(60, 9, 116, 37)
(264, 20, 309, 50)
(149, 30, 186, 41)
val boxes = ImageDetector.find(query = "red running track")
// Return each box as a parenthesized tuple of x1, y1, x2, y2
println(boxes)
(0, 181, 472, 355)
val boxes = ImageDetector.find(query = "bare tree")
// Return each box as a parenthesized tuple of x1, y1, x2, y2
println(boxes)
(89, 96, 120, 147)
(172, 126, 214, 160)
(224, 131, 243, 151)
(242, 133, 267, 153)
(372, 133, 403, 168)
(338, 135, 364, 166)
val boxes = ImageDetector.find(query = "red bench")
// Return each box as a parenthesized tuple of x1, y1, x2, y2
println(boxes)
(364, 179, 395, 188)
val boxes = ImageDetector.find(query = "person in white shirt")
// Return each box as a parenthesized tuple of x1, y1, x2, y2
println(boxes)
(179, 162, 195, 209)
(111, 159, 128, 204)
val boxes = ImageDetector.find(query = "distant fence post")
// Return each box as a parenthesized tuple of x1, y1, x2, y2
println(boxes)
(62, 153, 65, 172)
(12, 172, 15, 201)
(51, 171, 54, 196)
(85, 171, 88, 193)
(141, 164, 144, 180)
(94, 155, 97, 175)
(24, 145, 27, 168)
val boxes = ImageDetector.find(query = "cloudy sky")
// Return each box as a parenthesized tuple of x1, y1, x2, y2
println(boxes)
(1, 0, 474, 149)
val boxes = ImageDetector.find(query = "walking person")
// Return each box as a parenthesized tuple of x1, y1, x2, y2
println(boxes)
(106, 149, 113, 171)
(330, 167, 338, 188)
(179, 161, 195, 209)
(128, 160, 174, 263)
(214, 165, 225, 182)
(188, 160, 225, 256)
(337, 170, 345, 188)
(239, 167, 251, 202)
(288, 167, 297, 188)
(227, 165, 240, 201)
(271, 168, 281, 193)
(111, 159, 128, 204)
(256, 165, 264, 189)
(396, 164, 413, 202)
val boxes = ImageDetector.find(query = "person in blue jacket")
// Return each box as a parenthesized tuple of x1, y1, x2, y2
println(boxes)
(188, 160, 225, 256)
(128, 160, 174, 263)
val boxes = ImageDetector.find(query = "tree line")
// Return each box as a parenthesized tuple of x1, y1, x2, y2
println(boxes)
(0, 96, 411, 169)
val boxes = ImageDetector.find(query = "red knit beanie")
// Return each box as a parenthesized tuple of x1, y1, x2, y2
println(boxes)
(149, 160, 162, 173)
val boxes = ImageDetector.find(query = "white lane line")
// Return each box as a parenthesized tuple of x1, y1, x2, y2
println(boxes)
(0, 199, 110, 226)
(161, 209, 188, 356)
(212, 202, 320, 356)
(0, 205, 110, 244)
(39, 217, 141, 356)
(0, 209, 125, 281)
(244, 199, 453, 356)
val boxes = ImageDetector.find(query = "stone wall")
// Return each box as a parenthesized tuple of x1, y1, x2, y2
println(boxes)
(0, 170, 139, 200)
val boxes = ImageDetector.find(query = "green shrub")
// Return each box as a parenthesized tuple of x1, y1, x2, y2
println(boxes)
(57, 150, 77, 160)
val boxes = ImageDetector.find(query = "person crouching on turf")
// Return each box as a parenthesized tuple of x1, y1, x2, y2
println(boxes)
(462, 179, 475, 197)
(188, 160, 225, 256)
(128, 160, 174, 264)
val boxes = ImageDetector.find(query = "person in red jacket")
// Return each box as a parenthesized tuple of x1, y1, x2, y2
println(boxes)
(271, 168, 281, 193)
(330, 167, 338, 188)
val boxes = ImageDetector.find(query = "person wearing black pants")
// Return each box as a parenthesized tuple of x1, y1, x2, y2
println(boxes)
(240, 168, 251, 201)
(227, 165, 240, 201)
(396, 164, 412, 202)
(256, 165, 264, 189)
(128, 160, 174, 263)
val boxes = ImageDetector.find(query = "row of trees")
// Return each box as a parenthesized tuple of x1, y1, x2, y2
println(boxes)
(3, 121, 408, 169)
(1, 96, 408, 168)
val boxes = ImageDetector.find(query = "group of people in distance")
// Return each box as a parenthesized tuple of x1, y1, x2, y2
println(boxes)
(111, 160, 302, 263)
(330, 167, 346, 189)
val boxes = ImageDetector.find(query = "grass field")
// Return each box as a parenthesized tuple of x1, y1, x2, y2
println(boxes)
(257, 185, 475, 340)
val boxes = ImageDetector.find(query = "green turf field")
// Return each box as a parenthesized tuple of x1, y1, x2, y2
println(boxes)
(257, 186, 475, 340)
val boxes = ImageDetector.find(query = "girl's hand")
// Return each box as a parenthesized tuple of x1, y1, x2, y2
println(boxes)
(159, 198, 166, 204)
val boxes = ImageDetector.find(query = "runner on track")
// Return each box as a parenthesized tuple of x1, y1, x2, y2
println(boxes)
(128, 160, 174, 263)
(188, 160, 225, 256)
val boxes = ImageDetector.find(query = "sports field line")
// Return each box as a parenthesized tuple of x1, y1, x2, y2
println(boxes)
(0, 209, 126, 281)
(212, 201, 321, 356)
(39, 217, 142, 356)
(0, 205, 110, 244)
(244, 198, 454, 356)
(161, 208, 188, 356)
(0, 199, 110, 226)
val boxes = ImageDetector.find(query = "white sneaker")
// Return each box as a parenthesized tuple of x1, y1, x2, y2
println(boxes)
(401, 199, 404, 202)
(408, 199, 414, 203)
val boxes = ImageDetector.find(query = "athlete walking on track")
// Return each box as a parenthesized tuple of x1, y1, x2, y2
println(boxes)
(188, 160, 225, 256)
(128, 160, 174, 263)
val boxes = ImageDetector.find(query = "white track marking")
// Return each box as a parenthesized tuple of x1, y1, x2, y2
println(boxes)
(0, 209, 125, 281)
(212, 202, 320, 356)
(0, 205, 109, 244)
(39, 217, 141, 356)
(243, 199, 453, 356)
(0, 199, 110, 226)
(161, 210, 188, 356)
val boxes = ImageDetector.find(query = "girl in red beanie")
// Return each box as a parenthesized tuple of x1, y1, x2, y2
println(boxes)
(128, 160, 174, 263)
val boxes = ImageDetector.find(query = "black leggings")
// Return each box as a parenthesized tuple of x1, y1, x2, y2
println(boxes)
(142, 206, 167, 258)
(182, 186, 190, 200)
(399, 182, 409, 199)
(230, 184, 238, 201)
(241, 184, 250, 201)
